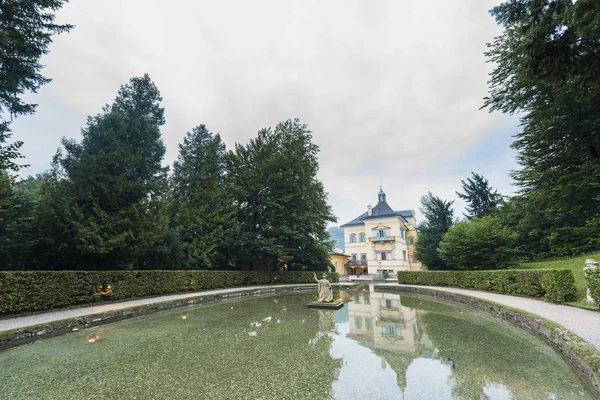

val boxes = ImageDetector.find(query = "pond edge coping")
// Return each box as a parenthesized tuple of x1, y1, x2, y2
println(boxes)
(0, 284, 336, 350)
(375, 284, 600, 396)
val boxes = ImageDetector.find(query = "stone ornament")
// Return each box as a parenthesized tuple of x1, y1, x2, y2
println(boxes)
(584, 259, 598, 305)
(313, 273, 334, 303)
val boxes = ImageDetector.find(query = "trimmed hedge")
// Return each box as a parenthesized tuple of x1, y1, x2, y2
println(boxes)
(396, 269, 577, 303)
(0, 270, 338, 315)
(584, 267, 600, 307)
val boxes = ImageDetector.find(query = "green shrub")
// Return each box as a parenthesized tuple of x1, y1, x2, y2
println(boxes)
(0, 270, 338, 315)
(438, 216, 519, 270)
(396, 269, 576, 302)
(584, 267, 600, 307)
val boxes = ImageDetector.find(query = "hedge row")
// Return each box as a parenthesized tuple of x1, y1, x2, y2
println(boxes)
(0, 270, 338, 315)
(584, 267, 600, 307)
(396, 269, 577, 303)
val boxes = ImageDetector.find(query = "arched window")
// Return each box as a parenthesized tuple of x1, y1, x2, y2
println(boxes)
(349, 234, 357, 243)
(359, 232, 366, 242)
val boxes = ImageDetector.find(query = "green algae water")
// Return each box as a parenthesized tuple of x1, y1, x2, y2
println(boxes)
(0, 288, 594, 399)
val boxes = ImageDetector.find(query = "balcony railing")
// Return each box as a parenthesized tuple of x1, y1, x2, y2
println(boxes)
(368, 236, 397, 242)
(345, 260, 368, 266)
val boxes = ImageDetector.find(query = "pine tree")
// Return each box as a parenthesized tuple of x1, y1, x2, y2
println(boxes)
(170, 125, 236, 269)
(414, 192, 456, 270)
(456, 172, 501, 219)
(48, 74, 168, 269)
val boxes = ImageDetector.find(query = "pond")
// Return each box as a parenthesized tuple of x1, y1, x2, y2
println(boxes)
(0, 287, 594, 399)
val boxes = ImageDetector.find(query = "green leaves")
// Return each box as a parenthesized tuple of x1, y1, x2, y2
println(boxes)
(439, 216, 519, 270)
(485, 0, 600, 258)
(226, 119, 336, 270)
(456, 172, 501, 219)
(414, 192, 455, 270)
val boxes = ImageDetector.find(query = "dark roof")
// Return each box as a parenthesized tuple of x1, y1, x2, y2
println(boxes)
(329, 250, 349, 257)
(340, 190, 414, 228)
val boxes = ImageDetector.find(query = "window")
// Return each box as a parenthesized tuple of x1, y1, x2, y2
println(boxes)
(351, 254, 357, 261)
(400, 230, 405, 239)
(381, 252, 387, 260)
(412, 256, 417, 263)
(354, 316, 363, 329)
(365, 318, 374, 330)
(360, 253, 367, 261)
(359, 232, 366, 242)
(386, 251, 392, 260)
(349, 234, 356, 243)
(403, 250, 407, 261)
(375, 229, 391, 238)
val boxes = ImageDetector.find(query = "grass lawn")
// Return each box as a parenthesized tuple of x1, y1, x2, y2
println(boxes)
(518, 250, 600, 309)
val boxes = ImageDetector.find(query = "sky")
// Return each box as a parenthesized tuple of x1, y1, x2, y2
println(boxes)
(11, 0, 520, 226)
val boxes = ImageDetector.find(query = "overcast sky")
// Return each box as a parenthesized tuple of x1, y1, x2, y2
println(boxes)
(12, 0, 519, 226)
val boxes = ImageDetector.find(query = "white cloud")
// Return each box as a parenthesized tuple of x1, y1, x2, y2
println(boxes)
(12, 0, 518, 225)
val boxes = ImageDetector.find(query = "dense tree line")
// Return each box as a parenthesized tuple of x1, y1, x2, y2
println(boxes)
(0, 75, 336, 271)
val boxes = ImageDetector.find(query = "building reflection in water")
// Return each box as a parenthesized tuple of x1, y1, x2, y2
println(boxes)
(346, 285, 434, 355)
(333, 284, 451, 398)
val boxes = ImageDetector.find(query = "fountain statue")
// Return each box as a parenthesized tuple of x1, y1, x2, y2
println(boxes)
(313, 273, 334, 303)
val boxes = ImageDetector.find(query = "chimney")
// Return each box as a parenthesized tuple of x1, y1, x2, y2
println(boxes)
(367, 204, 372, 216)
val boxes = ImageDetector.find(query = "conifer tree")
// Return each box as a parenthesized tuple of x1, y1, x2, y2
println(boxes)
(48, 74, 168, 269)
(456, 172, 501, 219)
(414, 192, 456, 270)
(170, 125, 236, 269)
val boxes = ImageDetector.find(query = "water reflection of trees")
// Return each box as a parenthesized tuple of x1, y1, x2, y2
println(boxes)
(344, 287, 591, 399)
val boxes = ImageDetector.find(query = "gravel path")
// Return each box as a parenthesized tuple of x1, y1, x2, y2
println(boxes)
(378, 283, 600, 351)
(0, 284, 315, 332)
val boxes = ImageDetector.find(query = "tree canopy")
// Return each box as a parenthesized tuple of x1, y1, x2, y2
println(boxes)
(414, 192, 455, 270)
(0, 0, 73, 170)
(484, 0, 600, 257)
(456, 172, 501, 219)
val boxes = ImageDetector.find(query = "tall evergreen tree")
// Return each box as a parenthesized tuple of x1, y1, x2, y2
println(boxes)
(456, 172, 502, 219)
(484, 0, 600, 256)
(0, 0, 72, 170)
(46, 74, 168, 269)
(414, 192, 456, 270)
(170, 125, 236, 269)
(227, 119, 336, 270)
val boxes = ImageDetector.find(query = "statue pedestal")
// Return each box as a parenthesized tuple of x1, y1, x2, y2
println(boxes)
(307, 299, 344, 309)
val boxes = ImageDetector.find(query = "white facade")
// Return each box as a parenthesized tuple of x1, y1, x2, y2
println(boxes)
(341, 187, 417, 276)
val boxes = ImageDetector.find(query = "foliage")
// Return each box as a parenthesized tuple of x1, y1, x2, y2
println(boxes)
(170, 125, 236, 269)
(0, 270, 339, 314)
(484, 0, 600, 257)
(584, 267, 600, 307)
(518, 250, 600, 301)
(438, 215, 519, 270)
(0, 0, 72, 170)
(397, 269, 577, 302)
(43, 74, 169, 269)
(0, 173, 44, 269)
(226, 119, 336, 270)
(456, 172, 501, 219)
(414, 192, 455, 270)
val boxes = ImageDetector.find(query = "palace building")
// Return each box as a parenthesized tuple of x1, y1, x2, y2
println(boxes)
(340, 187, 421, 276)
